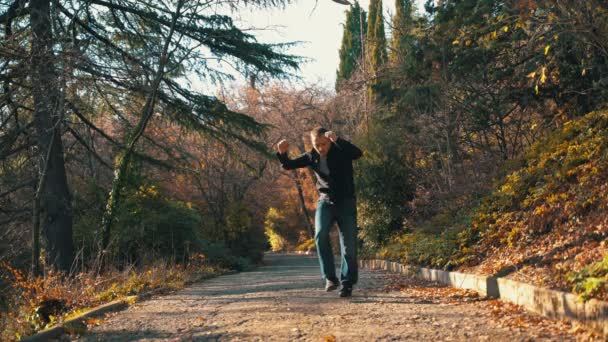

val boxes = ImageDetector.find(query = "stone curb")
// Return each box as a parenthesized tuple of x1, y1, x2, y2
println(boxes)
(20, 269, 238, 341)
(21, 287, 168, 342)
(359, 259, 608, 337)
(21, 270, 239, 342)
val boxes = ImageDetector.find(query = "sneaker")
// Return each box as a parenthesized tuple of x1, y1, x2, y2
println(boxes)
(325, 279, 339, 292)
(339, 287, 352, 297)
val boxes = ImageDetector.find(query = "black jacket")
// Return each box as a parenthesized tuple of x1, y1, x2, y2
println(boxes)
(276, 137, 363, 202)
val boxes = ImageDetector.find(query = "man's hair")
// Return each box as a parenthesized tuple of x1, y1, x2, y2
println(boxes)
(310, 126, 328, 137)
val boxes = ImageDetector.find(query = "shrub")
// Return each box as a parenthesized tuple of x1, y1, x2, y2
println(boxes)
(264, 208, 289, 252)
(295, 238, 316, 253)
(568, 254, 608, 301)
(224, 202, 266, 264)
(355, 123, 415, 248)
(112, 185, 203, 265)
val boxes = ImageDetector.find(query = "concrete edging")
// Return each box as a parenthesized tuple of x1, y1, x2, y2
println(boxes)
(20, 268, 240, 341)
(359, 259, 608, 337)
(21, 287, 171, 342)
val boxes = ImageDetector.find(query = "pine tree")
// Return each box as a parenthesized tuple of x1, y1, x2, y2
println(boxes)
(336, 2, 367, 91)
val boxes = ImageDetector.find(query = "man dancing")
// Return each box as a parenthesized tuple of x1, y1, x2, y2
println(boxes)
(276, 127, 362, 297)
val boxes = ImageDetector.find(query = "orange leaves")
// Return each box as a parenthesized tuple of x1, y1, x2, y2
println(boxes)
(323, 335, 337, 342)
(191, 315, 206, 328)
(2, 258, 222, 341)
(515, 0, 537, 12)
(383, 279, 481, 305)
(85, 317, 103, 327)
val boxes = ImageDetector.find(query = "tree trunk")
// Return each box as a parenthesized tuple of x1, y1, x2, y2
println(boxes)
(292, 170, 314, 239)
(30, 0, 74, 273)
(296, 143, 316, 239)
(32, 190, 41, 276)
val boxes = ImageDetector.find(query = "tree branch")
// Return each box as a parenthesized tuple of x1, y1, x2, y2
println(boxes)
(66, 126, 113, 170)
(0, 0, 28, 25)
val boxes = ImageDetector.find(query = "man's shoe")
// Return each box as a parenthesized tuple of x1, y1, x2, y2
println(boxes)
(325, 279, 339, 292)
(339, 287, 352, 297)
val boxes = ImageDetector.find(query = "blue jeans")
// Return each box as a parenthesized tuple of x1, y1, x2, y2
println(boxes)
(315, 197, 358, 288)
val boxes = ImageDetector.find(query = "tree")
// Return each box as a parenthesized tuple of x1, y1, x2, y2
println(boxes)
(29, 0, 74, 273)
(356, 122, 415, 247)
(390, 0, 413, 64)
(0, 0, 300, 272)
(336, 2, 367, 91)
(366, 0, 388, 104)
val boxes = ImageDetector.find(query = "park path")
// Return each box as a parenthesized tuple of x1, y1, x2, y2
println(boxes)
(76, 253, 583, 341)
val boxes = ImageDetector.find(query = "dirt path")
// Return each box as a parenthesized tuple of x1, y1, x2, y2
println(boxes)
(76, 254, 585, 341)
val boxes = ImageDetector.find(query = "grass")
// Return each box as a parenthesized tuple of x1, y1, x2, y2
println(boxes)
(0, 253, 227, 341)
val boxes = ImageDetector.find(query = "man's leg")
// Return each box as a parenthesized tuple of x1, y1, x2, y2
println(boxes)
(315, 199, 337, 283)
(336, 197, 358, 289)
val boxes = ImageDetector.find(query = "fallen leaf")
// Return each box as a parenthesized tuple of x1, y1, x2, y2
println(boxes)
(323, 334, 336, 342)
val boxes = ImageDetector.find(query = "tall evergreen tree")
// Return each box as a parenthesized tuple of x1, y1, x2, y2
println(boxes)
(0, 0, 300, 272)
(366, 0, 388, 103)
(367, 0, 379, 43)
(336, 2, 367, 91)
(390, 0, 413, 64)
(29, 0, 74, 273)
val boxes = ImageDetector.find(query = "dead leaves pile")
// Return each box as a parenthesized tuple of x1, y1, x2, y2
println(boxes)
(380, 275, 482, 305)
(375, 273, 601, 340)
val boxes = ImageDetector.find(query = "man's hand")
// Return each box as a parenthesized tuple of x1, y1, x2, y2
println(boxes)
(277, 139, 289, 154)
(325, 131, 338, 142)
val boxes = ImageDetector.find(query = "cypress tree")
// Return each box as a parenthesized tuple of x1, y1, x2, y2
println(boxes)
(370, 0, 388, 69)
(391, 0, 413, 64)
(367, 0, 379, 43)
(366, 0, 388, 102)
(336, 2, 367, 91)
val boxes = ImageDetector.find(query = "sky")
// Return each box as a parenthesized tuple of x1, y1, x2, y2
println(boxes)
(191, 0, 429, 95)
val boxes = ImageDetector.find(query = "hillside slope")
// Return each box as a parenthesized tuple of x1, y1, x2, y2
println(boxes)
(381, 110, 608, 300)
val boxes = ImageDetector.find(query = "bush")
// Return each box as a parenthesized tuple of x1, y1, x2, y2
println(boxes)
(264, 207, 290, 252)
(109, 185, 203, 266)
(223, 202, 266, 264)
(355, 123, 415, 248)
(295, 238, 316, 253)
(198, 241, 253, 271)
(568, 254, 608, 301)
(378, 228, 461, 270)
(72, 183, 204, 268)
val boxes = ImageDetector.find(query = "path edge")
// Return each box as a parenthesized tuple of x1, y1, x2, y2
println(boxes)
(20, 270, 238, 342)
(20, 286, 173, 342)
(359, 259, 608, 337)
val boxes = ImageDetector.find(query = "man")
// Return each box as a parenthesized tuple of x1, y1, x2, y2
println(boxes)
(276, 127, 362, 297)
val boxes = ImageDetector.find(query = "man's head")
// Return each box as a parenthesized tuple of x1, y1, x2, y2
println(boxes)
(310, 126, 331, 156)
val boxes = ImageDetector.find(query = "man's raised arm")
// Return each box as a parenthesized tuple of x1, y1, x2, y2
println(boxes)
(324, 132, 362, 160)
(275, 139, 312, 170)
